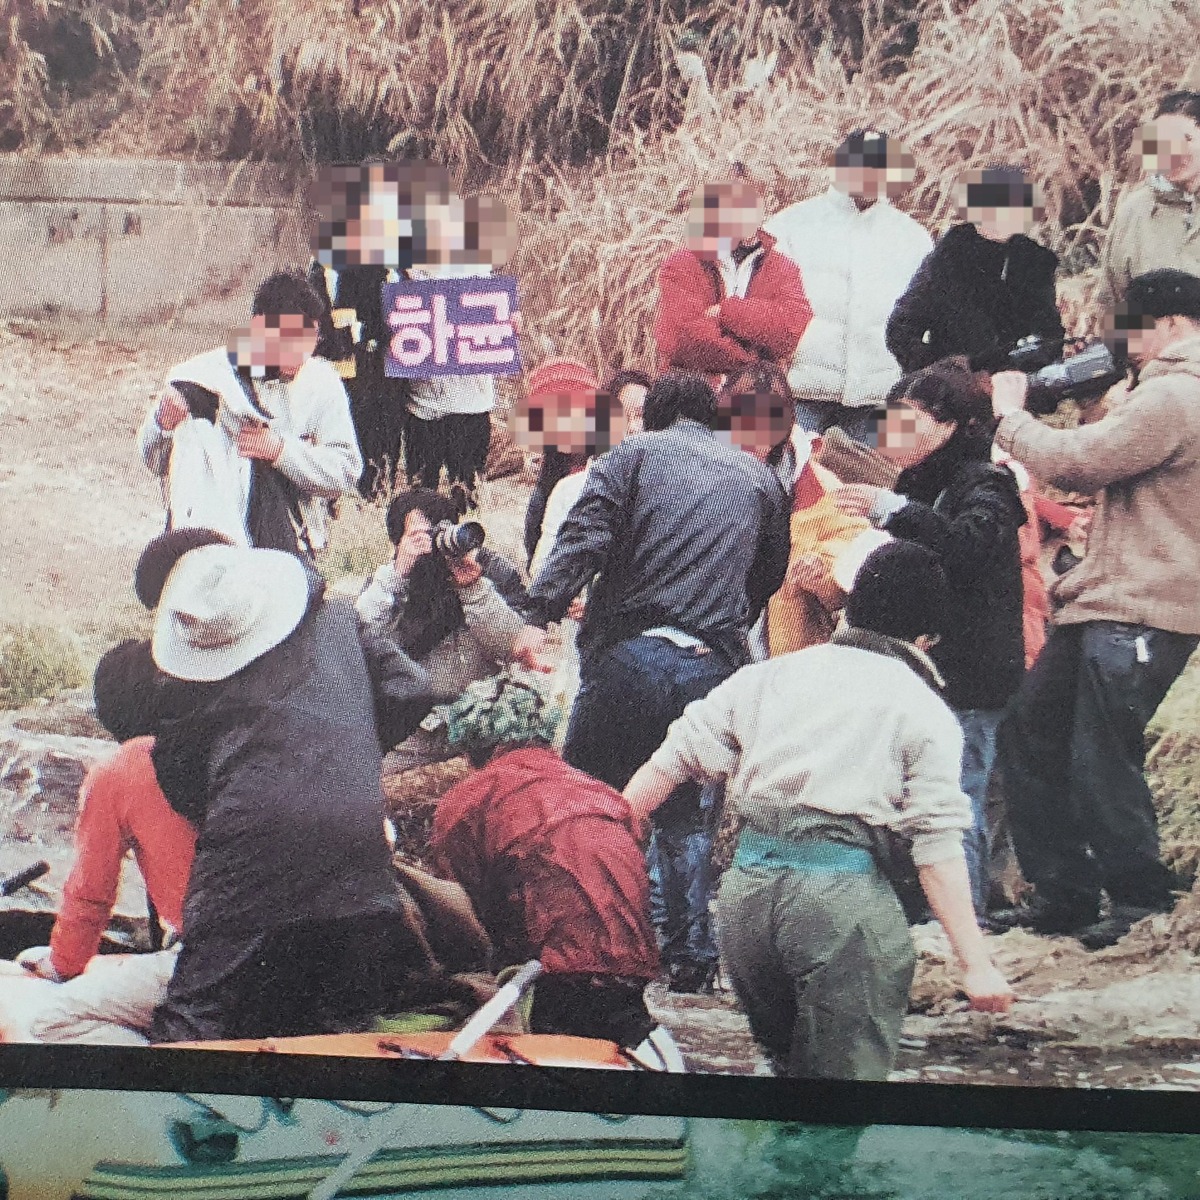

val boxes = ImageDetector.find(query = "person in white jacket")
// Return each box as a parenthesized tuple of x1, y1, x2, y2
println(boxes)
(764, 130, 933, 444)
(138, 273, 362, 557)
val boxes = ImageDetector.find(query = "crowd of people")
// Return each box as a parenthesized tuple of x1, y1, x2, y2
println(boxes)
(8, 98, 1200, 1082)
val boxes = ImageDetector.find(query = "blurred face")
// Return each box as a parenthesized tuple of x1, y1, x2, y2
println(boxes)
(968, 203, 1037, 242)
(687, 184, 764, 257)
(1138, 114, 1200, 193)
(720, 388, 795, 460)
(831, 144, 916, 205)
(235, 314, 319, 379)
(358, 168, 406, 268)
(874, 401, 955, 468)
(418, 195, 468, 266)
(514, 389, 597, 455)
(1119, 313, 1200, 367)
(617, 382, 648, 437)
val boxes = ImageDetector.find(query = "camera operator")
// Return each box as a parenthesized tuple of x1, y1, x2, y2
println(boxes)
(988, 268, 1200, 950)
(887, 166, 1064, 375)
(356, 489, 548, 771)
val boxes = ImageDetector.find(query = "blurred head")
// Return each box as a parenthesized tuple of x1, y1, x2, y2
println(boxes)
(1115, 269, 1200, 366)
(955, 165, 1043, 242)
(717, 362, 795, 460)
(685, 179, 765, 258)
(831, 130, 917, 206)
(643, 372, 719, 432)
(237, 273, 324, 379)
(845, 541, 950, 646)
(1138, 92, 1200, 194)
(515, 357, 600, 455)
(459, 194, 519, 267)
(878, 357, 993, 468)
(307, 161, 369, 267)
(601, 368, 653, 441)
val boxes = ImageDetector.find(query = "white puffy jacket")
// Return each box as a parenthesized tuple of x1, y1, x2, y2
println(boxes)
(764, 186, 933, 408)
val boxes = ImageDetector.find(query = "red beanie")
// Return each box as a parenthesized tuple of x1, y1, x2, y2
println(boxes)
(525, 356, 599, 406)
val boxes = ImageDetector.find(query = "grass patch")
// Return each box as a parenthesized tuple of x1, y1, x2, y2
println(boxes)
(1148, 650, 1200, 883)
(0, 622, 87, 710)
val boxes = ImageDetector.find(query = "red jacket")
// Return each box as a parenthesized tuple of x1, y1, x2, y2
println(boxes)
(429, 747, 659, 979)
(50, 737, 197, 980)
(653, 231, 812, 377)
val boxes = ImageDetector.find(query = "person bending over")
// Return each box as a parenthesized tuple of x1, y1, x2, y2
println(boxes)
(623, 542, 1013, 1081)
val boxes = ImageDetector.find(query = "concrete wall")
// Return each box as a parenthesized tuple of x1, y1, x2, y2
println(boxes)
(0, 157, 308, 331)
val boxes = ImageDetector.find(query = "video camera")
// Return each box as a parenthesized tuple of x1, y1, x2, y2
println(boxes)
(1007, 335, 1127, 416)
(433, 520, 486, 558)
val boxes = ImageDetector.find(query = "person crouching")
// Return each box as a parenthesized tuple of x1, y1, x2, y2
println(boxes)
(426, 674, 679, 1066)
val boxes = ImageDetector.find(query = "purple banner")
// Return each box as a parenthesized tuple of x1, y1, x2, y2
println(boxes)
(382, 275, 522, 378)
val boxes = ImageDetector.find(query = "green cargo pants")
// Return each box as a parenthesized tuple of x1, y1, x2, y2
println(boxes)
(716, 837, 916, 1081)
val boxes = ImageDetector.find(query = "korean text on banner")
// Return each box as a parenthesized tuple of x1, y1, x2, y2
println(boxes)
(383, 275, 522, 378)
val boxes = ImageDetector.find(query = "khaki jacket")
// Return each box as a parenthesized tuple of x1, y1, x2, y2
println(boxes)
(995, 335, 1200, 634)
(1098, 178, 1200, 310)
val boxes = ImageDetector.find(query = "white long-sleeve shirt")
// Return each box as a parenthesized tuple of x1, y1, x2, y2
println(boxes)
(649, 641, 972, 866)
(138, 347, 362, 551)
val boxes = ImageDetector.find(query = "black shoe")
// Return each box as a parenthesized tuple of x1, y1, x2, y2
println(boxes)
(986, 896, 1099, 936)
(1078, 904, 1167, 951)
(667, 961, 718, 995)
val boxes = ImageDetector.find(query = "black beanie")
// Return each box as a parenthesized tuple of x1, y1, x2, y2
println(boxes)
(134, 527, 235, 609)
(845, 541, 950, 643)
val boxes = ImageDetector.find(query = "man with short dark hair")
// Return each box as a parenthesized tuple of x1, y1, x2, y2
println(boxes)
(521, 371, 790, 991)
(989, 268, 1200, 948)
(138, 271, 362, 557)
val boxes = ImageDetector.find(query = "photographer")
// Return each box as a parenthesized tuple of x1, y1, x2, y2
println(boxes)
(988, 269, 1200, 949)
(887, 166, 1064, 375)
(356, 490, 547, 771)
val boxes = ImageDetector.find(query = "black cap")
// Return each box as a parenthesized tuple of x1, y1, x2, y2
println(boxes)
(845, 541, 951, 643)
(134, 527, 236, 609)
(1123, 269, 1200, 323)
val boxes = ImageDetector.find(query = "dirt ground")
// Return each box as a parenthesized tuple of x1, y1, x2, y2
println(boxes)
(1, 322, 1198, 1090)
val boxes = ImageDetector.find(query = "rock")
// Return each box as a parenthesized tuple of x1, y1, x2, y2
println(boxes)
(4, 687, 107, 741)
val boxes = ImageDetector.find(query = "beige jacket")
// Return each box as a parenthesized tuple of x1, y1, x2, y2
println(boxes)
(648, 642, 971, 867)
(1098, 177, 1200, 310)
(995, 334, 1200, 634)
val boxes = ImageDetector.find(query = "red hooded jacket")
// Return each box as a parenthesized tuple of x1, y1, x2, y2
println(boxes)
(653, 230, 812, 377)
(429, 747, 659, 980)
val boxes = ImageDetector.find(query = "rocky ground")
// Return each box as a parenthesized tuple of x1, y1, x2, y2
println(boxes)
(1, 322, 1198, 1089)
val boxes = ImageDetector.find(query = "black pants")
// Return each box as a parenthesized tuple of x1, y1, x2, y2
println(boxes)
(406, 412, 492, 495)
(530, 974, 655, 1049)
(149, 912, 421, 1043)
(998, 621, 1197, 914)
(347, 367, 409, 500)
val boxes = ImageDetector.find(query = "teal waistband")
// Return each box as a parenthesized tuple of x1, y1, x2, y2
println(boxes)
(734, 828, 877, 875)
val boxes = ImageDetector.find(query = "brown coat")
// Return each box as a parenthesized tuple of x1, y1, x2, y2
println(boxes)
(995, 335, 1200, 635)
(1098, 179, 1200, 310)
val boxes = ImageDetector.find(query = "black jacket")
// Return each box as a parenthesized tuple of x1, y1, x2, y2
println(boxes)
(885, 449, 1027, 711)
(886, 224, 1064, 374)
(152, 590, 434, 950)
(522, 419, 790, 669)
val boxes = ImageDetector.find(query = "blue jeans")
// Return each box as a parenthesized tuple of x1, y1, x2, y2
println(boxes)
(793, 399, 879, 445)
(647, 785, 722, 967)
(956, 708, 1002, 921)
(563, 635, 734, 969)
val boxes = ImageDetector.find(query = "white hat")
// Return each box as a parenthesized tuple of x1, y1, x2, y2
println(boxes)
(151, 545, 311, 683)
